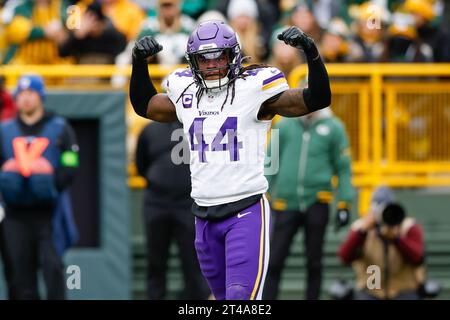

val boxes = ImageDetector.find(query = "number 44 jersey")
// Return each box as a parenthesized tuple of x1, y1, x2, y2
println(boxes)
(166, 66, 289, 207)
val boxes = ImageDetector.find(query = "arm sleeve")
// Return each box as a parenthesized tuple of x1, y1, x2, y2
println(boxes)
(394, 224, 424, 265)
(302, 51, 331, 112)
(129, 57, 158, 119)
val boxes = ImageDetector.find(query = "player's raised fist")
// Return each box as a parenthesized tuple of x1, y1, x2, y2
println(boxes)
(277, 26, 315, 53)
(132, 36, 163, 60)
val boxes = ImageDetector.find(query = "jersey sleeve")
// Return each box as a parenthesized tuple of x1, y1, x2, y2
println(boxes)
(249, 67, 290, 121)
(166, 68, 193, 124)
(257, 67, 290, 102)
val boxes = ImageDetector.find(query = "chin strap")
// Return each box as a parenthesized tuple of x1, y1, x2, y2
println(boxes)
(204, 77, 229, 92)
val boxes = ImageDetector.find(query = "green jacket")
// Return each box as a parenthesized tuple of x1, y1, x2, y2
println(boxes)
(266, 109, 354, 212)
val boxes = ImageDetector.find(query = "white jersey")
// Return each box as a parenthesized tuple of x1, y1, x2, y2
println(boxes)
(166, 67, 289, 206)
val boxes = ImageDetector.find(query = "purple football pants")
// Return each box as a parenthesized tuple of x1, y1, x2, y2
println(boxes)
(194, 196, 271, 300)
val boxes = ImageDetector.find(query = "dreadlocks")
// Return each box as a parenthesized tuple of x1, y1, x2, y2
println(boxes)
(175, 80, 196, 104)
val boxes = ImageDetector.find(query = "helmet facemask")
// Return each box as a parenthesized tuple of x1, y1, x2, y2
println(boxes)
(187, 44, 241, 93)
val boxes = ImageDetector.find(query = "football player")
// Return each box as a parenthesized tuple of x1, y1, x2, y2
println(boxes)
(129, 20, 331, 300)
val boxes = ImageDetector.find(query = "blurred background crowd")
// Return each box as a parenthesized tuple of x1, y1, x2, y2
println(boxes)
(0, 0, 449, 73)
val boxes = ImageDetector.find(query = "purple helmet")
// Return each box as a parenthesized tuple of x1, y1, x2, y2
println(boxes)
(186, 20, 242, 91)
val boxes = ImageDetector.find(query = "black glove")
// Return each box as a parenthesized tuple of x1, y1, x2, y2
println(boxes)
(277, 26, 318, 59)
(335, 208, 351, 231)
(132, 36, 163, 61)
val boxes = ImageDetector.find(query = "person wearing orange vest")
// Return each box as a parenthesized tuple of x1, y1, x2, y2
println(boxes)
(0, 74, 79, 299)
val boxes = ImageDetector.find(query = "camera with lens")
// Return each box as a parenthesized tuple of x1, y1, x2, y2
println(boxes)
(380, 203, 405, 226)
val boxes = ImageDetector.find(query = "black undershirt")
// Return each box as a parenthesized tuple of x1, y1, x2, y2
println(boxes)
(192, 194, 263, 221)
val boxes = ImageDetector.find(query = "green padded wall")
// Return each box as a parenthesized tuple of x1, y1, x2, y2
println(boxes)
(0, 91, 130, 299)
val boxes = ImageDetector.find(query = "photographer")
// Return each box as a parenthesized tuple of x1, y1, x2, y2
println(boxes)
(338, 187, 424, 300)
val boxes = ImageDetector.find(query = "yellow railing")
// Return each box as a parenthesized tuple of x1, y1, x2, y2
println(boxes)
(289, 63, 450, 212)
(2, 64, 450, 212)
(0, 64, 167, 78)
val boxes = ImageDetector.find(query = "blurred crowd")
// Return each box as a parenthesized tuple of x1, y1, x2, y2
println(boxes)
(0, 0, 449, 75)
